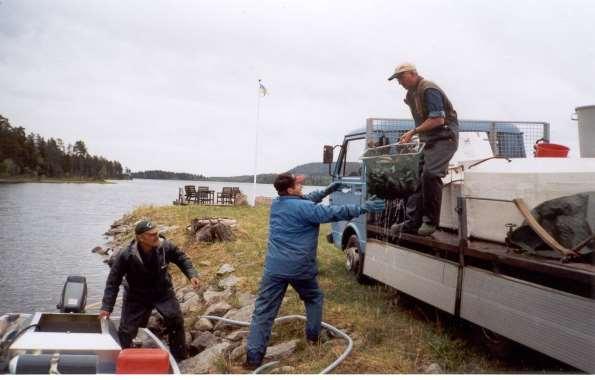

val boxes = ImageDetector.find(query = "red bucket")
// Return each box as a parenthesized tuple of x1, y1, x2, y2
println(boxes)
(534, 140, 569, 158)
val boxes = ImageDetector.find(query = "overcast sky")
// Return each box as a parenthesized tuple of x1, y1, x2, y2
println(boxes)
(1, 0, 593, 176)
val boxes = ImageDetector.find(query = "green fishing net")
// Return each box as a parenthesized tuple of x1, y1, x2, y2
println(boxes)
(362, 143, 423, 200)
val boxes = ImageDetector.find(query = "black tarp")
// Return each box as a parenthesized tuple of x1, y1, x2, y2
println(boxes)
(510, 192, 595, 260)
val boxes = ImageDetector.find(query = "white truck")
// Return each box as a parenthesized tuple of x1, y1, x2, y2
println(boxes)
(324, 117, 595, 373)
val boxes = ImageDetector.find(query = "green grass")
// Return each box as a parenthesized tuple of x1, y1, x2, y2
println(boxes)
(114, 204, 570, 374)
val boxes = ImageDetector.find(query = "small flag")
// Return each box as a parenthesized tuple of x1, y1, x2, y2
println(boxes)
(259, 80, 268, 96)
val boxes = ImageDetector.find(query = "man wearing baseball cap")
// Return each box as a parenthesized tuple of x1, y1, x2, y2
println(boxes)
(244, 173, 386, 370)
(99, 219, 200, 361)
(388, 63, 459, 236)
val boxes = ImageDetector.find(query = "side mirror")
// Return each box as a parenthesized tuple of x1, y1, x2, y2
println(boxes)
(323, 145, 334, 164)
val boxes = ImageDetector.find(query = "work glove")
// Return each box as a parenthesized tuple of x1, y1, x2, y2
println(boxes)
(361, 195, 386, 213)
(324, 182, 349, 195)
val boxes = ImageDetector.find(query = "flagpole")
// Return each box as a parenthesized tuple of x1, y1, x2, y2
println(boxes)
(252, 79, 261, 207)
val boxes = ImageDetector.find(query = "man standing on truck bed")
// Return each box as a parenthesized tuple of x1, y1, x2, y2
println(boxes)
(244, 173, 385, 370)
(388, 62, 459, 236)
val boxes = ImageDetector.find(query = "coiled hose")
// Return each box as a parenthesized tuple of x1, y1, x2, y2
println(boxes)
(200, 315, 353, 374)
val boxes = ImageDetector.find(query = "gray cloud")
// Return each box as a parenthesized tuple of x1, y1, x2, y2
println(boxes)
(1, 0, 593, 175)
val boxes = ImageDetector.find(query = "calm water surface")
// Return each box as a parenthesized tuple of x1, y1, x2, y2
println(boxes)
(0, 179, 322, 314)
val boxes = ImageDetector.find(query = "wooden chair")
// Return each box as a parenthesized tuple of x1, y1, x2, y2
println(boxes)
(184, 185, 198, 203)
(217, 187, 234, 205)
(197, 186, 214, 204)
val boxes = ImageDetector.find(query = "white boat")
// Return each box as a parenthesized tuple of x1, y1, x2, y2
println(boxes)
(1, 276, 180, 374)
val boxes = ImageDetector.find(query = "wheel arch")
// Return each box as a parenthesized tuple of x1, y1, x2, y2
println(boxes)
(341, 223, 365, 253)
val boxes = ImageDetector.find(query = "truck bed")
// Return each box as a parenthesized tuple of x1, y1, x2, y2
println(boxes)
(367, 225, 595, 299)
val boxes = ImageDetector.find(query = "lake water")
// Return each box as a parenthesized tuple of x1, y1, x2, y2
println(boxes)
(0, 179, 322, 314)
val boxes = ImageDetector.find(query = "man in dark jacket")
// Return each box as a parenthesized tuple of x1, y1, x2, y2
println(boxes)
(244, 173, 385, 370)
(388, 62, 459, 236)
(99, 220, 200, 361)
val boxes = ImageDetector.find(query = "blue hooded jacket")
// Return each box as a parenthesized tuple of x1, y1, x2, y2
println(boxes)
(263, 190, 364, 279)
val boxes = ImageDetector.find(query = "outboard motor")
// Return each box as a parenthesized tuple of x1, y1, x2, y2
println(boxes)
(56, 276, 87, 313)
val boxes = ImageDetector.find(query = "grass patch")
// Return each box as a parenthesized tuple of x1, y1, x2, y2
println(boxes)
(115, 203, 570, 374)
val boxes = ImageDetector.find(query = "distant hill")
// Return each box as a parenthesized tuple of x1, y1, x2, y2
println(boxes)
(288, 162, 361, 177)
(208, 162, 360, 186)
(132, 170, 206, 181)
(135, 162, 360, 186)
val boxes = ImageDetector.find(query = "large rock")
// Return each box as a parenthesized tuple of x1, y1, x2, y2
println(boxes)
(91, 246, 111, 255)
(216, 263, 235, 276)
(205, 302, 232, 317)
(218, 275, 239, 290)
(189, 331, 218, 353)
(194, 318, 214, 331)
(264, 340, 299, 361)
(159, 225, 178, 234)
(0, 314, 20, 338)
(179, 341, 231, 374)
(203, 288, 232, 306)
(424, 363, 442, 374)
(133, 332, 157, 349)
(225, 330, 248, 342)
(104, 225, 130, 236)
(181, 293, 200, 306)
(180, 295, 201, 315)
(176, 285, 195, 298)
(229, 341, 247, 361)
(184, 316, 197, 329)
(110, 218, 125, 229)
(237, 293, 256, 307)
(191, 219, 235, 243)
(215, 304, 255, 330)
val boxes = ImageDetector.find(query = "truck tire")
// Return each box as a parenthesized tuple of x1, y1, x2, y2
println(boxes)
(344, 234, 372, 284)
(478, 326, 516, 359)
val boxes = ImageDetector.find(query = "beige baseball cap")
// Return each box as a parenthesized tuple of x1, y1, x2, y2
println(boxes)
(387, 63, 417, 81)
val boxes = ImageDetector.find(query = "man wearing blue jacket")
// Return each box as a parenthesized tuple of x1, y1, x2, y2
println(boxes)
(244, 172, 385, 370)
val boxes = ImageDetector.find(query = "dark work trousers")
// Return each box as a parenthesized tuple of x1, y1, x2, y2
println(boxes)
(246, 273, 324, 365)
(118, 292, 187, 361)
(404, 138, 458, 229)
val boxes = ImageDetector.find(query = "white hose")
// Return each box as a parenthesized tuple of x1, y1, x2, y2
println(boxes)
(200, 315, 353, 374)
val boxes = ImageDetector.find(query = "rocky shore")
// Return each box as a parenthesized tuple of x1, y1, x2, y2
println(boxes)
(89, 213, 327, 374)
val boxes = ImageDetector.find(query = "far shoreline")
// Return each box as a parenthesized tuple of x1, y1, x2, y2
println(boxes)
(0, 176, 115, 184)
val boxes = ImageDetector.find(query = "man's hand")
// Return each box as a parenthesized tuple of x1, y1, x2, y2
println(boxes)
(99, 310, 111, 319)
(190, 277, 200, 289)
(399, 129, 416, 144)
(325, 182, 349, 195)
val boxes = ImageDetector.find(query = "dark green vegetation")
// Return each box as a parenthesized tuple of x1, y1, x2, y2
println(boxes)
(132, 170, 206, 181)
(135, 162, 362, 186)
(0, 115, 127, 180)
